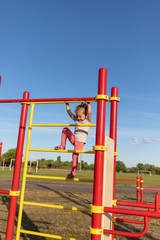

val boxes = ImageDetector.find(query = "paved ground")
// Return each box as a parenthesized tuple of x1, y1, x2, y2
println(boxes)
(0, 180, 159, 195)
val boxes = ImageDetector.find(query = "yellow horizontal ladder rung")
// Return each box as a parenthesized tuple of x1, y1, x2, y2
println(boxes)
(31, 123, 96, 127)
(29, 148, 95, 154)
(19, 229, 76, 240)
(26, 174, 93, 182)
(26, 100, 96, 104)
(23, 201, 90, 212)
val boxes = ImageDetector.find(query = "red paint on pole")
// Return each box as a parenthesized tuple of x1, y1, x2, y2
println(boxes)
(5, 91, 29, 240)
(137, 176, 140, 203)
(0, 142, 2, 162)
(109, 87, 119, 239)
(91, 68, 107, 240)
(141, 177, 143, 203)
(0, 76, 1, 85)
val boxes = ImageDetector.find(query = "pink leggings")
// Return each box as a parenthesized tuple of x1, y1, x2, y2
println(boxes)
(61, 128, 84, 175)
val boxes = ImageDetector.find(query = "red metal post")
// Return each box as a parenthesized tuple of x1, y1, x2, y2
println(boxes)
(137, 176, 140, 203)
(109, 87, 119, 239)
(140, 177, 143, 203)
(91, 68, 107, 240)
(5, 91, 30, 240)
(155, 192, 159, 212)
(0, 142, 2, 161)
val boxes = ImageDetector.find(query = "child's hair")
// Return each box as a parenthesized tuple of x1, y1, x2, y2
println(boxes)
(75, 103, 88, 116)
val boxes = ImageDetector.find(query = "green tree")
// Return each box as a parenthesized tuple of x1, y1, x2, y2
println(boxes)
(1, 148, 17, 166)
(137, 163, 144, 170)
(116, 161, 127, 172)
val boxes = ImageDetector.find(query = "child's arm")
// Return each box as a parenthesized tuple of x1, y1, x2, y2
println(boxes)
(66, 103, 75, 120)
(87, 103, 91, 122)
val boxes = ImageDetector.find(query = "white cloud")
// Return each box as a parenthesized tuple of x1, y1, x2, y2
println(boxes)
(129, 137, 160, 146)
(129, 138, 141, 145)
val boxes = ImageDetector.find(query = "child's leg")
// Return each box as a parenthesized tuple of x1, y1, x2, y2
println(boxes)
(71, 141, 84, 176)
(61, 127, 75, 147)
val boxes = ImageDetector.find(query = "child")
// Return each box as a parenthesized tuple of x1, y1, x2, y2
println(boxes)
(55, 102, 91, 178)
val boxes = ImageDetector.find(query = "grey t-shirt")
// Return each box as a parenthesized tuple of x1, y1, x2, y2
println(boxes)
(74, 118, 90, 143)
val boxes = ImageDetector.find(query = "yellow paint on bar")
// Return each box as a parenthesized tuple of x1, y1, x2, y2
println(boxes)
(26, 100, 96, 104)
(26, 174, 93, 182)
(20, 230, 76, 240)
(29, 148, 95, 154)
(23, 201, 91, 212)
(32, 123, 96, 127)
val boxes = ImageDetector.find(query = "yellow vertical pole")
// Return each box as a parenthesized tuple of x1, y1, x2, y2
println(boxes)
(16, 103, 35, 240)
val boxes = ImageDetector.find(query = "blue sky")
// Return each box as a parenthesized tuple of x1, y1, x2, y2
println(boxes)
(0, 0, 160, 168)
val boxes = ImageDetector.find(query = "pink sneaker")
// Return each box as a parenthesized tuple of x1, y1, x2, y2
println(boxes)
(67, 173, 76, 179)
(54, 145, 65, 150)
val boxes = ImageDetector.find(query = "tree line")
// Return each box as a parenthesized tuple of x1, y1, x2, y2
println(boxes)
(0, 148, 160, 173)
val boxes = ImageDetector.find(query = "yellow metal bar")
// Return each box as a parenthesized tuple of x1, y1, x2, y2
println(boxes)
(26, 174, 93, 182)
(23, 201, 91, 212)
(16, 103, 35, 240)
(26, 100, 96, 104)
(19, 230, 76, 240)
(32, 123, 96, 127)
(29, 148, 95, 154)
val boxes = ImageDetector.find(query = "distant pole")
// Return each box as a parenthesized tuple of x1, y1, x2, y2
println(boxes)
(80, 154, 82, 171)
(2, 158, 5, 171)
(29, 161, 32, 172)
(36, 160, 38, 173)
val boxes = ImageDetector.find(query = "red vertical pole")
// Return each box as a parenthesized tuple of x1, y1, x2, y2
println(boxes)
(137, 176, 140, 203)
(109, 87, 119, 239)
(5, 91, 29, 240)
(91, 68, 107, 240)
(155, 192, 159, 212)
(0, 142, 2, 161)
(140, 177, 143, 203)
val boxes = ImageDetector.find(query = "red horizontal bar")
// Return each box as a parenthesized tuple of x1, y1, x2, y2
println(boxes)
(104, 206, 160, 218)
(144, 187, 160, 191)
(116, 178, 137, 182)
(0, 97, 95, 104)
(0, 190, 9, 195)
(116, 217, 144, 224)
(104, 217, 149, 238)
(116, 200, 156, 209)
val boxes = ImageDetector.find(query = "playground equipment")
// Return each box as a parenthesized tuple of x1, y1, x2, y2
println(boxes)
(0, 68, 160, 240)
(0, 142, 2, 161)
